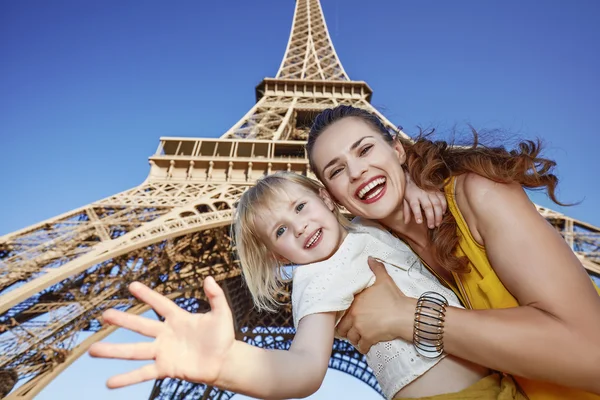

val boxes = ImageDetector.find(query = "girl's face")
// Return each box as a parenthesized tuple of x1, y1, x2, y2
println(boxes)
(310, 117, 407, 221)
(254, 183, 347, 265)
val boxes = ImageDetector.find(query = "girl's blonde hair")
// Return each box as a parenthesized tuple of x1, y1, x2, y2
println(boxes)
(234, 171, 352, 312)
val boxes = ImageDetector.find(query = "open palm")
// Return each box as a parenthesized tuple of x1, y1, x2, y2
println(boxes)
(88, 277, 235, 388)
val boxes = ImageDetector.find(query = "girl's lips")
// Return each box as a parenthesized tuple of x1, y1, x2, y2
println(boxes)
(304, 228, 323, 249)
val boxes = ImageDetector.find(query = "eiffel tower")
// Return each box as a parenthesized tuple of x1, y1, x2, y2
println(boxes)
(1, 1, 599, 399)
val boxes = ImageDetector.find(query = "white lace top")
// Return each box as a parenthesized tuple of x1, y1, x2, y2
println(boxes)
(291, 219, 463, 399)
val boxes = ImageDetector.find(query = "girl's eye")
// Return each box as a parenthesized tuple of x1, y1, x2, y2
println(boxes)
(360, 144, 373, 156)
(329, 167, 343, 179)
(276, 226, 286, 238)
(295, 202, 305, 212)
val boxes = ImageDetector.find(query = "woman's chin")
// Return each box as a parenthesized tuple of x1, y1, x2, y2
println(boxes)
(351, 201, 396, 222)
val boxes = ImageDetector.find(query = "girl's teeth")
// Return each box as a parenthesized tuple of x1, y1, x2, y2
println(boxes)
(306, 229, 322, 248)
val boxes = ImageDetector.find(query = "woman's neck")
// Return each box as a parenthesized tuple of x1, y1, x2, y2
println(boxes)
(379, 206, 457, 285)
(380, 211, 430, 251)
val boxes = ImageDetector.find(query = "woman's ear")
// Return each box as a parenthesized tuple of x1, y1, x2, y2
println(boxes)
(392, 141, 407, 165)
(319, 188, 336, 211)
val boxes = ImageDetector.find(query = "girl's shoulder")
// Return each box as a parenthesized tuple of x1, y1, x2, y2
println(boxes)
(350, 216, 388, 233)
(350, 216, 412, 252)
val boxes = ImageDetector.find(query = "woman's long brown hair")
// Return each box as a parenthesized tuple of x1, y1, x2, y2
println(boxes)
(307, 105, 563, 273)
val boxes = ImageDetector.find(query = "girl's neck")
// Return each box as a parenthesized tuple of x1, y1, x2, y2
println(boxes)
(339, 226, 349, 242)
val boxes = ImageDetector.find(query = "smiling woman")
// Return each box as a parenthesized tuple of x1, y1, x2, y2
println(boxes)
(306, 105, 600, 400)
(308, 114, 408, 223)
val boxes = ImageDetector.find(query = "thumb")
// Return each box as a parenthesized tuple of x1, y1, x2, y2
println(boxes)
(204, 276, 231, 316)
(368, 256, 389, 277)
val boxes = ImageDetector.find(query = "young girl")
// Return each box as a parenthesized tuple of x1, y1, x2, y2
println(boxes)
(235, 171, 491, 399)
(89, 172, 498, 400)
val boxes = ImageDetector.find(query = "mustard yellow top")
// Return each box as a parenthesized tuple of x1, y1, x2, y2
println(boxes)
(441, 176, 600, 400)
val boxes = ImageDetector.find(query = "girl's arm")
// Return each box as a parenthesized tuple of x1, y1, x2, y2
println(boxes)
(337, 173, 600, 393)
(219, 312, 336, 399)
(89, 278, 336, 399)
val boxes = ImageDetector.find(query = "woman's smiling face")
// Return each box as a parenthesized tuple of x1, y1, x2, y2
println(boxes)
(309, 116, 408, 221)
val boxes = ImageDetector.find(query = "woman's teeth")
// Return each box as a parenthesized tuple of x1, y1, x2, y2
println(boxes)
(358, 177, 386, 199)
(305, 229, 322, 248)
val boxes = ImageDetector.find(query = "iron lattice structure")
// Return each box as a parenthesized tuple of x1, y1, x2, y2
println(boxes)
(0, 0, 599, 399)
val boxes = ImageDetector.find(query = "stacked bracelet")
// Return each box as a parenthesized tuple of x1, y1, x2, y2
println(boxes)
(413, 291, 448, 359)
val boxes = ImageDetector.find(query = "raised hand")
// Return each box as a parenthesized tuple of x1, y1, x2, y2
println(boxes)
(402, 171, 447, 228)
(88, 277, 235, 388)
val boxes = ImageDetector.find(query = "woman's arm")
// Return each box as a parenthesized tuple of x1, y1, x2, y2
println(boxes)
(89, 278, 336, 399)
(441, 173, 600, 392)
(337, 173, 600, 393)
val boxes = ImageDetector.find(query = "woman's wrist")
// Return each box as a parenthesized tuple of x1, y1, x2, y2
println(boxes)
(394, 296, 418, 341)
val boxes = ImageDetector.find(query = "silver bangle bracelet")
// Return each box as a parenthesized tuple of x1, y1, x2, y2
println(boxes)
(413, 291, 448, 359)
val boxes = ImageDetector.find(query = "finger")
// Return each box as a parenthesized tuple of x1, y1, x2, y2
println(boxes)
(429, 194, 443, 227)
(367, 256, 388, 277)
(129, 282, 180, 319)
(433, 204, 443, 227)
(346, 328, 361, 347)
(204, 276, 231, 317)
(102, 308, 162, 338)
(438, 192, 448, 213)
(357, 337, 372, 355)
(106, 363, 159, 389)
(409, 200, 423, 224)
(89, 342, 155, 361)
(403, 200, 411, 224)
(368, 257, 406, 295)
(336, 314, 353, 339)
(422, 203, 435, 229)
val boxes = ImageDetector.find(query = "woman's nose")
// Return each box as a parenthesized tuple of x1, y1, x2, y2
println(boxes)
(348, 159, 368, 182)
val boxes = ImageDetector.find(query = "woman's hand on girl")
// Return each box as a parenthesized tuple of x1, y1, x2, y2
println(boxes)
(88, 277, 235, 388)
(336, 257, 416, 353)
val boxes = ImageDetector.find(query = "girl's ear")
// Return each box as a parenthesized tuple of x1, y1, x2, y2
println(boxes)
(319, 189, 336, 211)
(271, 252, 290, 265)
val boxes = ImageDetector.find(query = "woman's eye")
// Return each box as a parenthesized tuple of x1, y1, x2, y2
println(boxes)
(360, 144, 373, 156)
(276, 227, 286, 238)
(296, 202, 305, 212)
(329, 167, 342, 178)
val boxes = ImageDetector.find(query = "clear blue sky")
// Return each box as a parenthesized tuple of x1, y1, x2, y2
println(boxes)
(1, 0, 599, 399)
